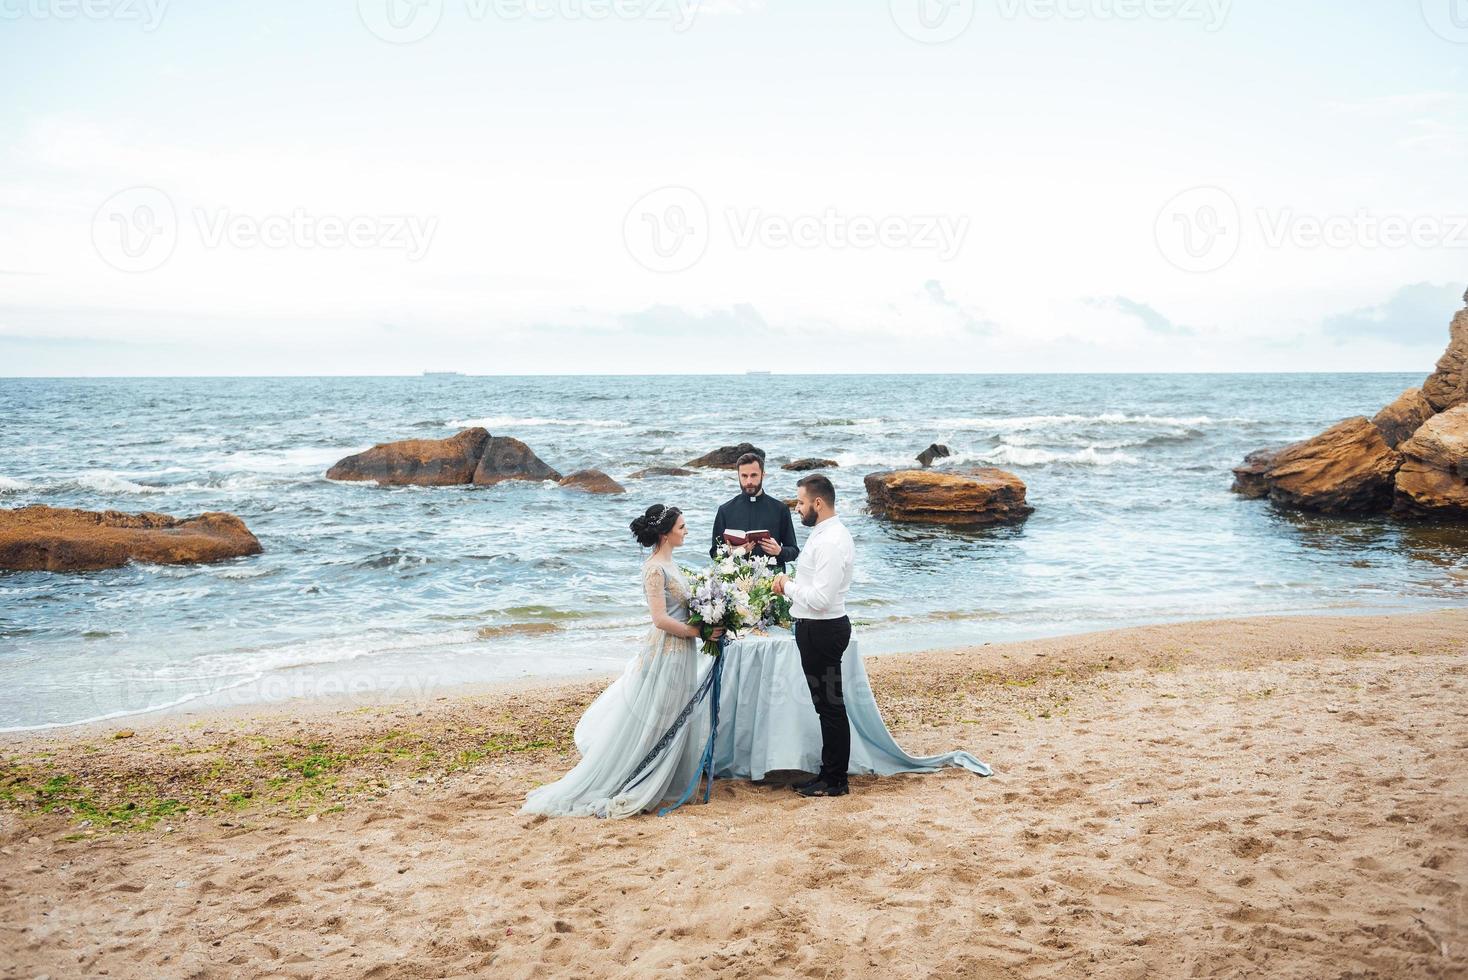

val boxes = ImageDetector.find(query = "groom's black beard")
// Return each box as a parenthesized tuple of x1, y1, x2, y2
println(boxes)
(801, 509, 818, 527)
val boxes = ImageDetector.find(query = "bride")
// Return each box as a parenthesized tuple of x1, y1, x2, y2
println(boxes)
(521, 504, 725, 819)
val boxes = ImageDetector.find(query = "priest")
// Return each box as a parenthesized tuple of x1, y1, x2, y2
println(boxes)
(710, 451, 801, 572)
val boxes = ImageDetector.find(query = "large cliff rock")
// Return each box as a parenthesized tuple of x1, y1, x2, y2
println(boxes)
(1392, 406, 1468, 518)
(327, 427, 491, 486)
(1422, 290, 1468, 411)
(0, 505, 263, 572)
(1232, 287, 1468, 521)
(865, 467, 1033, 526)
(1247, 417, 1403, 514)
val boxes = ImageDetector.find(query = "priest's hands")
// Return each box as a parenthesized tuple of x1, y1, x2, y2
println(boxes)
(757, 537, 781, 557)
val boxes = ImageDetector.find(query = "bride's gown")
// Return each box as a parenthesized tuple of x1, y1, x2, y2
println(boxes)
(521, 556, 712, 819)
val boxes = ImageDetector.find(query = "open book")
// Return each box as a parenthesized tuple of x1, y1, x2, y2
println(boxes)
(723, 528, 773, 548)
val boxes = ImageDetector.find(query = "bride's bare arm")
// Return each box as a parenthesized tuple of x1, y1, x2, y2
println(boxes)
(643, 564, 700, 639)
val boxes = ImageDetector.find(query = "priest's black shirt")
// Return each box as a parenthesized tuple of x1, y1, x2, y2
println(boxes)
(710, 491, 801, 571)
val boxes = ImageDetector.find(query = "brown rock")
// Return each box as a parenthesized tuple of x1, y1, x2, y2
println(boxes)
(1254, 417, 1403, 514)
(1422, 289, 1468, 412)
(916, 444, 951, 468)
(327, 427, 490, 486)
(1371, 387, 1436, 448)
(472, 436, 562, 486)
(1230, 446, 1284, 499)
(685, 444, 765, 469)
(627, 467, 695, 479)
(864, 467, 1033, 526)
(0, 505, 263, 572)
(1392, 406, 1468, 518)
(782, 458, 838, 472)
(558, 469, 626, 494)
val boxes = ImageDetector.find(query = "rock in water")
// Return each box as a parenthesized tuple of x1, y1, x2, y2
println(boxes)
(782, 458, 839, 472)
(1230, 446, 1285, 499)
(1422, 289, 1468, 412)
(916, 444, 951, 468)
(327, 427, 490, 486)
(0, 505, 263, 572)
(1252, 417, 1403, 514)
(865, 467, 1033, 526)
(558, 469, 627, 494)
(685, 443, 765, 468)
(1371, 388, 1436, 448)
(1393, 405, 1468, 518)
(471, 437, 562, 486)
(627, 467, 694, 479)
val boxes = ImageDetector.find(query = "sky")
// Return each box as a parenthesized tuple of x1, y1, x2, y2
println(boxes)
(1, 0, 1466, 375)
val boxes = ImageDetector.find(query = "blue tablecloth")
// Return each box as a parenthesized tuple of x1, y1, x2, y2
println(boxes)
(711, 630, 993, 781)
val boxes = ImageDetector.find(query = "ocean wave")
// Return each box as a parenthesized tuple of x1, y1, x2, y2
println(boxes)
(447, 416, 630, 429)
(0, 476, 28, 493)
(930, 413, 1249, 431)
(74, 471, 169, 494)
(979, 445, 1138, 467)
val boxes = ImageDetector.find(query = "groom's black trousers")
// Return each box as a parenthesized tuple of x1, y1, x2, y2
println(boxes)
(794, 615, 852, 785)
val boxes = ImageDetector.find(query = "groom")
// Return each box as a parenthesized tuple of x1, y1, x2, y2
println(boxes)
(773, 473, 855, 798)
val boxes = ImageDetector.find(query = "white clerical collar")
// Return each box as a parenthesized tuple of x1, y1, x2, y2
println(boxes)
(747, 491, 763, 503)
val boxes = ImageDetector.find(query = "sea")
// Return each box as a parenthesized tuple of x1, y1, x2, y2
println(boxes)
(2, 373, 1465, 731)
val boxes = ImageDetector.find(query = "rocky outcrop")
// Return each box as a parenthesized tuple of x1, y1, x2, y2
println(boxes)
(1248, 418, 1403, 514)
(865, 467, 1033, 527)
(1392, 406, 1468, 518)
(1232, 288, 1468, 522)
(1372, 388, 1436, 448)
(628, 467, 694, 479)
(558, 469, 626, 494)
(472, 436, 562, 486)
(686, 444, 765, 469)
(327, 427, 490, 486)
(0, 505, 262, 572)
(782, 458, 838, 472)
(1422, 291, 1468, 411)
(916, 444, 951, 468)
(1230, 446, 1284, 499)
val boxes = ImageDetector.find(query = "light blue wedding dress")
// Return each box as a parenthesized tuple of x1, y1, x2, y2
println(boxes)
(521, 556, 712, 819)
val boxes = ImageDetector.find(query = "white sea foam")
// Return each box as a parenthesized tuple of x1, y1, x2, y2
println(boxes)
(0, 476, 27, 493)
(447, 416, 630, 429)
(75, 471, 167, 494)
(929, 413, 1247, 431)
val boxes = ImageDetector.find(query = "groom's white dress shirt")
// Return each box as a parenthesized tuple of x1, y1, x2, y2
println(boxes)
(785, 515, 854, 621)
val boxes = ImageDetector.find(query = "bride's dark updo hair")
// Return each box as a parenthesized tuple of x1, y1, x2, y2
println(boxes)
(630, 504, 680, 547)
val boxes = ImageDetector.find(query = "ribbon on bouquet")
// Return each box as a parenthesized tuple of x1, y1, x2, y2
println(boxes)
(609, 634, 726, 810)
(658, 634, 725, 816)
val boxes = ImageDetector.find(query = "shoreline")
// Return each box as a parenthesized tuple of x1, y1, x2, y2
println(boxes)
(3, 599, 1456, 739)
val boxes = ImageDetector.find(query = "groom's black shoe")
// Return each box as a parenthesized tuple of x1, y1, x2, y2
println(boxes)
(796, 779, 849, 798)
(790, 774, 824, 792)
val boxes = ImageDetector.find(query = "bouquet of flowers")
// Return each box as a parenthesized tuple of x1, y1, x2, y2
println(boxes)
(682, 544, 794, 656)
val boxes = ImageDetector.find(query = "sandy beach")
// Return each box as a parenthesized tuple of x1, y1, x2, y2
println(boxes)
(2, 608, 1466, 979)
